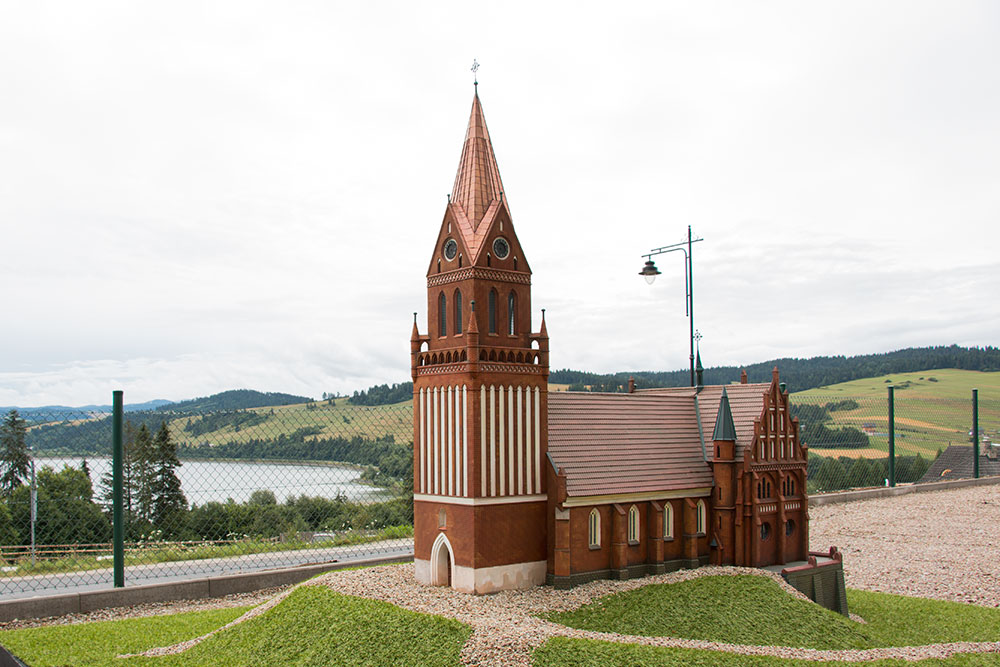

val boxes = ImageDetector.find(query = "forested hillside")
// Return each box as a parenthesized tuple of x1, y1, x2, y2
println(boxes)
(550, 345, 1000, 393)
(157, 390, 312, 414)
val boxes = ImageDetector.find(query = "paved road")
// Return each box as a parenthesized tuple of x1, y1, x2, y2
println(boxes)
(1, 539, 415, 600)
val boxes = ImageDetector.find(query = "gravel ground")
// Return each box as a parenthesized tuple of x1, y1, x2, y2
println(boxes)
(0, 587, 288, 632)
(810, 484, 1000, 607)
(12, 483, 1000, 665)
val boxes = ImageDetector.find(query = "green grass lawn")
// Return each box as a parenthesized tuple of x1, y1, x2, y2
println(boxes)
(0, 606, 249, 667)
(1, 585, 470, 667)
(6, 574, 1000, 666)
(537, 579, 1000, 666)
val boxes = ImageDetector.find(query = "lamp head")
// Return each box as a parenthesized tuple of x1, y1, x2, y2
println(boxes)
(639, 259, 661, 285)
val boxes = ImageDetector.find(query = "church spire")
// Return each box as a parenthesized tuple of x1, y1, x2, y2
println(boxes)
(451, 92, 505, 229)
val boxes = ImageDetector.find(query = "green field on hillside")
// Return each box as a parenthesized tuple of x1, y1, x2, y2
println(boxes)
(792, 369, 999, 458)
(164, 398, 413, 448)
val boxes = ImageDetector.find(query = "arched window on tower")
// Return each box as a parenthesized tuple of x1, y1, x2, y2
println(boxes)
(488, 290, 497, 334)
(507, 291, 516, 335)
(438, 292, 447, 337)
(588, 508, 600, 548)
(627, 505, 640, 543)
(454, 289, 463, 335)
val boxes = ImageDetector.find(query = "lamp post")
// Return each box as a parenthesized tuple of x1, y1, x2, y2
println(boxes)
(638, 225, 704, 387)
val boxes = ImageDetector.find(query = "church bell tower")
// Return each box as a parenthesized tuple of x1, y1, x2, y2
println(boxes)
(411, 87, 550, 593)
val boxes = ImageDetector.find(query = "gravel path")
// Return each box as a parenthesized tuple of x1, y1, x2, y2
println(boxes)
(810, 484, 1000, 607)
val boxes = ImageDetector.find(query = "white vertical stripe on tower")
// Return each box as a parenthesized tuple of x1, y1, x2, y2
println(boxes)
(418, 388, 424, 493)
(451, 385, 458, 496)
(534, 387, 541, 491)
(438, 386, 444, 495)
(448, 387, 458, 496)
(489, 385, 497, 496)
(516, 386, 524, 495)
(498, 385, 506, 496)
(507, 386, 515, 495)
(430, 387, 437, 494)
(462, 385, 468, 497)
(480, 387, 487, 496)
(525, 386, 533, 494)
(427, 387, 432, 495)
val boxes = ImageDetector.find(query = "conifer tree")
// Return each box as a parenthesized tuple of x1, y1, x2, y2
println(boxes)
(0, 410, 30, 497)
(150, 422, 186, 534)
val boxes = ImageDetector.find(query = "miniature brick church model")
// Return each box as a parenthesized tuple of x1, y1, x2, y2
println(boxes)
(410, 88, 810, 594)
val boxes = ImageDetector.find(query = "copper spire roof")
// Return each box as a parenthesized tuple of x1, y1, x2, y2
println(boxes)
(451, 92, 505, 229)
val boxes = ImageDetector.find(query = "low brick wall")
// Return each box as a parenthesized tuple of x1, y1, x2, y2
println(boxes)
(0, 554, 413, 623)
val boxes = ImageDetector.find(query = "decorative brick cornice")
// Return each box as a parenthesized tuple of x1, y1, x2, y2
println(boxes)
(479, 363, 544, 374)
(427, 267, 531, 288)
(417, 364, 469, 376)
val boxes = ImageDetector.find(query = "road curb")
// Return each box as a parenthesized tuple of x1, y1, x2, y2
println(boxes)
(0, 553, 414, 623)
(810, 474, 1000, 506)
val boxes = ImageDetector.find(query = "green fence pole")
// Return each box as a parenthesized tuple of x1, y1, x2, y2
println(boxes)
(973, 388, 979, 479)
(887, 385, 895, 487)
(112, 390, 125, 588)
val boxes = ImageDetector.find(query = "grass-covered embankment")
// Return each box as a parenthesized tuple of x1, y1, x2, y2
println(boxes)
(2, 585, 470, 667)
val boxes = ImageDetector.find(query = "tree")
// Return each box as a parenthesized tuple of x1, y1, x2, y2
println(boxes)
(150, 422, 186, 536)
(9, 465, 110, 545)
(0, 410, 30, 497)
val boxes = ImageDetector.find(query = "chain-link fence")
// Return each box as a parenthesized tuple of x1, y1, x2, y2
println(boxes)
(0, 396, 414, 597)
(1, 386, 996, 597)
(794, 390, 999, 495)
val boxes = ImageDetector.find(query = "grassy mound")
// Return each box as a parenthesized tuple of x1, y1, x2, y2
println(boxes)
(0, 606, 249, 667)
(2, 586, 471, 667)
(545, 575, 869, 649)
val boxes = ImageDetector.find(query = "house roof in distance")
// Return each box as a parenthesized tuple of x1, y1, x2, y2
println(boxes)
(918, 444, 1000, 482)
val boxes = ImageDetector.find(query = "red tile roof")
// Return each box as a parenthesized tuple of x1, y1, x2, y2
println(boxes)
(547, 392, 713, 498)
(640, 384, 770, 461)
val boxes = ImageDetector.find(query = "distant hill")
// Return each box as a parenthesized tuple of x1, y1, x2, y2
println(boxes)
(157, 389, 313, 414)
(549, 345, 1000, 393)
(0, 399, 172, 417)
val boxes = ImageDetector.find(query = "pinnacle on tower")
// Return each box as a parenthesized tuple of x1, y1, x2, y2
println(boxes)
(451, 93, 505, 229)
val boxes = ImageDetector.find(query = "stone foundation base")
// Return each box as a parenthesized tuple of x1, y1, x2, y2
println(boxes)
(415, 558, 547, 594)
(546, 556, 709, 589)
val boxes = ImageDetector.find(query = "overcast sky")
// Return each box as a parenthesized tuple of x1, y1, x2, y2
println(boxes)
(2, 1, 998, 406)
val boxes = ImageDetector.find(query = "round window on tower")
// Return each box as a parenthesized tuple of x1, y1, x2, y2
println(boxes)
(492, 237, 510, 259)
(443, 238, 458, 261)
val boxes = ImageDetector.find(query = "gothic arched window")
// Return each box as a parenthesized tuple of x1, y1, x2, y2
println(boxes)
(507, 291, 516, 335)
(696, 500, 706, 535)
(663, 503, 674, 540)
(588, 508, 600, 548)
(438, 292, 447, 337)
(627, 505, 640, 543)
(488, 289, 497, 334)
(454, 289, 463, 335)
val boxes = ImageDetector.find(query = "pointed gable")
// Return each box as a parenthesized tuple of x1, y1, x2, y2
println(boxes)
(451, 92, 505, 230)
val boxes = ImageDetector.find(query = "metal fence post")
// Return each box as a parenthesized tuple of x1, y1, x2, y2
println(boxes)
(973, 388, 979, 479)
(112, 390, 125, 588)
(887, 385, 895, 487)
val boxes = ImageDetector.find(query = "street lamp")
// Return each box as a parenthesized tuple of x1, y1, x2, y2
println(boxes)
(638, 225, 704, 387)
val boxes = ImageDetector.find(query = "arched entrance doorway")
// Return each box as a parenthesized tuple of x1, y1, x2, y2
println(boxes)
(430, 533, 454, 587)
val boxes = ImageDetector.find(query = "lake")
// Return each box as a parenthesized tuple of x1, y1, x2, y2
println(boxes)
(35, 457, 392, 505)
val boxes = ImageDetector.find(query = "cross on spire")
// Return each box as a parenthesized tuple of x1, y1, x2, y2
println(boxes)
(471, 59, 480, 86)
